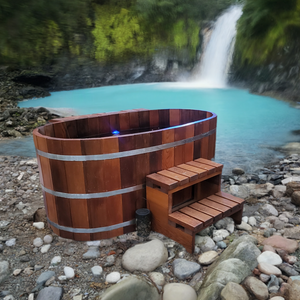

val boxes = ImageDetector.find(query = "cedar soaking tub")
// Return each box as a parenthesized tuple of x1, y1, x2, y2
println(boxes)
(33, 108, 217, 241)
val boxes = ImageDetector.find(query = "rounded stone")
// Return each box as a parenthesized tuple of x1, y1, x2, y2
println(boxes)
(43, 235, 53, 244)
(91, 266, 103, 276)
(33, 222, 45, 230)
(244, 276, 268, 300)
(51, 256, 61, 265)
(258, 262, 282, 276)
(40, 244, 51, 253)
(198, 251, 218, 265)
(220, 282, 249, 300)
(64, 266, 75, 279)
(163, 283, 197, 300)
(100, 276, 160, 300)
(122, 240, 168, 272)
(106, 272, 121, 283)
(269, 297, 285, 300)
(173, 259, 201, 280)
(262, 235, 299, 253)
(257, 251, 282, 265)
(149, 272, 165, 287)
(33, 237, 43, 247)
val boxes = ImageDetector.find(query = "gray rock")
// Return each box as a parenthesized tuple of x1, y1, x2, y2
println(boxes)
(36, 271, 56, 285)
(195, 236, 215, 252)
(292, 191, 300, 206)
(173, 259, 201, 280)
(259, 204, 278, 216)
(277, 263, 299, 276)
(0, 261, 9, 284)
(216, 241, 227, 249)
(214, 218, 234, 230)
(163, 283, 197, 300)
(36, 287, 63, 300)
(283, 227, 300, 239)
(220, 282, 249, 300)
(248, 217, 257, 226)
(122, 240, 168, 272)
(273, 219, 285, 230)
(83, 247, 100, 260)
(198, 251, 219, 265)
(213, 229, 230, 242)
(213, 235, 260, 271)
(232, 168, 245, 175)
(267, 274, 279, 292)
(229, 185, 249, 199)
(197, 258, 251, 300)
(236, 222, 252, 232)
(244, 276, 268, 300)
(99, 276, 160, 300)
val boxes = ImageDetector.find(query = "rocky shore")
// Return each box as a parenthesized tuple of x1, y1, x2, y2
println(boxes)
(1, 154, 300, 300)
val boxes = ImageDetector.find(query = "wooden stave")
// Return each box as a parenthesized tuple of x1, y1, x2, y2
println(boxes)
(34, 109, 217, 241)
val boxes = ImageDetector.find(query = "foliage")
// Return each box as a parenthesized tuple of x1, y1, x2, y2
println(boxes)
(0, 0, 91, 65)
(92, 5, 150, 61)
(235, 0, 300, 64)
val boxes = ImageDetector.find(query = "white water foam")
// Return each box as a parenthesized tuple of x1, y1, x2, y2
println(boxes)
(194, 5, 243, 88)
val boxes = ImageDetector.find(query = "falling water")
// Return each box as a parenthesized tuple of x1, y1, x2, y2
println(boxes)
(196, 6, 243, 88)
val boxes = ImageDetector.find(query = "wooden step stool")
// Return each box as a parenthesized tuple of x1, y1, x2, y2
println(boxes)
(146, 158, 245, 253)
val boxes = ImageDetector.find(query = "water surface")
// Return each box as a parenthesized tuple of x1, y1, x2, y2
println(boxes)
(14, 83, 300, 174)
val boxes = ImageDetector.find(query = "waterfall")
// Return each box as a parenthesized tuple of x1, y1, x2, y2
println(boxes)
(196, 6, 243, 88)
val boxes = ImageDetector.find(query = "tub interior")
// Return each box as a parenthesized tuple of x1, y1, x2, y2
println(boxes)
(38, 109, 213, 139)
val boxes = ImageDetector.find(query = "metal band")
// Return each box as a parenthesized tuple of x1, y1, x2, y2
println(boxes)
(37, 128, 216, 162)
(42, 184, 144, 199)
(47, 218, 135, 233)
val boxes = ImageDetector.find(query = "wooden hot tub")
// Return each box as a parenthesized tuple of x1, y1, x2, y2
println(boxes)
(33, 108, 217, 241)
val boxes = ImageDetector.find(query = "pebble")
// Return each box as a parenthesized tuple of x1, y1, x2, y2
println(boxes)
(258, 262, 282, 276)
(212, 229, 229, 242)
(40, 244, 51, 253)
(257, 251, 282, 265)
(13, 269, 22, 276)
(278, 263, 299, 276)
(83, 247, 100, 260)
(28, 293, 34, 300)
(36, 271, 55, 285)
(198, 251, 218, 265)
(163, 283, 197, 300)
(64, 267, 75, 279)
(106, 272, 121, 283)
(3, 296, 14, 300)
(33, 237, 43, 247)
(51, 256, 62, 265)
(36, 287, 63, 300)
(86, 241, 101, 247)
(5, 238, 16, 247)
(173, 259, 201, 280)
(236, 221, 252, 232)
(149, 272, 165, 287)
(260, 274, 270, 283)
(248, 216, 257, 226)
(244, 276, 269, 300)
(33, 222, 45, 230)
(43, 235, 53, 244)
(104, 255, 116, 267)
(91, 266, 103, 276)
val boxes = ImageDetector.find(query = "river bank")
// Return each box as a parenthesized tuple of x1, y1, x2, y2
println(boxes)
(1, 154, 300, 300)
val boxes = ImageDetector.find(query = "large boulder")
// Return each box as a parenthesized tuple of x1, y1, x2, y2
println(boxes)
(197, 258, 251, 300)
(196, 236, 260, 300)
(99, 276, 160, 300)
(122, 239, 168, 272)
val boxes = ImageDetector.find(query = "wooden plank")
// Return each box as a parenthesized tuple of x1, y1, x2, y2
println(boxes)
(186, 161, 216, 174)
(190, 202, 222, 220)
(207, 195, 237, 208)
(146, 173, 178, 191)
(180, 206, 213, 224)
(169, 109, 180, 126)
(200, 120, 209, 159)
(196, 158, 223, 169)
(199, 198, 230, 213)
(158, 170, 189, 185)
(149, 131, 162, 173)
(149, 110, 159, 129)
(119, 112, 130, 132)
(216, 191, 245, 204)
(162, 129, 174, 170)
(168, 166, 198, 182)
(138, 110, 150, 129)
(184, 124, 194, 162)
(174, 126, 186, 165)
(177, 163, 208, 178)
(169, 211, 203, 232)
